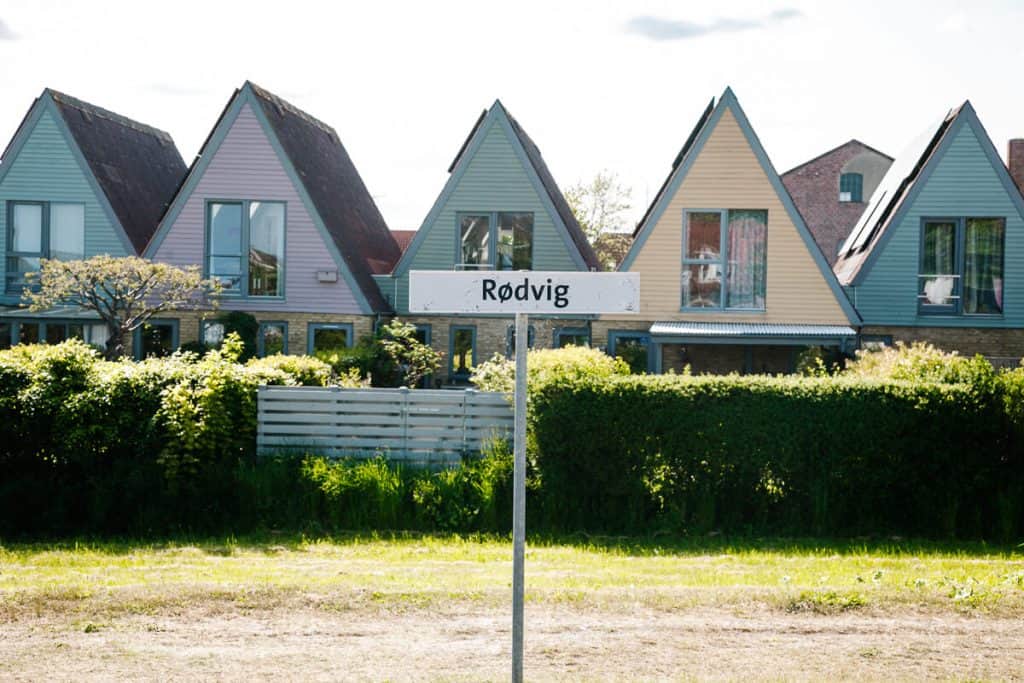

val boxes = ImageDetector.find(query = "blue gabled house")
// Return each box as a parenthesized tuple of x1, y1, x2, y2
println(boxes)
(377, 100, 600, 383)
(835, 101, 1024, 363)
(0, 89, 187, 352)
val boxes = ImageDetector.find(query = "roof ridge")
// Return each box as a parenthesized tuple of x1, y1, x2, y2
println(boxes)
(46, 89, 174, 144)
(782, 139, 893, 176)
(244, 81, 338, 141)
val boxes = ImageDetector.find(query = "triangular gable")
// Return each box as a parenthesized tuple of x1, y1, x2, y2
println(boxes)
(838, 102, 1024, 286)
(0, 92, 136, 255)
(620, 87, 859, 324)
(393, 100, 596, 276)
(145, 83, 382, 313)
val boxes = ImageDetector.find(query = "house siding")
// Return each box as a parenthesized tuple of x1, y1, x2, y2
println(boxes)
(609, 108, 850, 325)
(388, 118, 579, 314)
(151, 103, 362, 314)
(851, 121, 1024, 328)
(0, 109, 126, 302)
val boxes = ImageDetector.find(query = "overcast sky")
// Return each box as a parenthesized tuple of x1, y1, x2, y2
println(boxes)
(0, 1, 1021, 231)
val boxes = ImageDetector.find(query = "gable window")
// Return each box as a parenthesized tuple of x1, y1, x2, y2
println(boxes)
(207, 201, 285, 297)
(682, 209, 766, 310)
(919, 217, 1004, 315)
(839, 173, 863, 203)
(6, 201, 85, 292)
(457, 212, 533, 270)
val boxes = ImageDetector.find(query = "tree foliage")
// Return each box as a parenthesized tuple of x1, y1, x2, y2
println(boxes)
(26, 255, 218, 360)
(564, 170, 634, 270)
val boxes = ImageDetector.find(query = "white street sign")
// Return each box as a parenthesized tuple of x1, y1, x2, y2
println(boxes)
(408, 270, 640, 314)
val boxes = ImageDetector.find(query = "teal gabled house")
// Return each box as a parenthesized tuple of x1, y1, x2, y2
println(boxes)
(378, 100, 600, 383)
(0, 89, 187, 350)
(835, 102, 1024, 362)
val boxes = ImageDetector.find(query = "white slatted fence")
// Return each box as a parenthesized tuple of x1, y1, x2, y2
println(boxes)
(257, 386, 513, 465)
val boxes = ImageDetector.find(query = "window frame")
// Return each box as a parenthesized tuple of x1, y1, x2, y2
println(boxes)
(200, 319, 226, 347)
(454, 211, 535, 271)
(839, 173, 863, 203)
(6, 200, 86, 293)
(257, 320, 289, 357)
(133, 319, 180, 360)
(448, 324, 477, 382)
(553, 326, 591, 348)
(918, 216, 1005, 317)
(607, 330, 654, 374)
(505, 323, 536, 357)
(4, 319, 92, 347)
(204, 199, 287, 299)
(307, 322, 354, 355)
(681, 208, 768, 312)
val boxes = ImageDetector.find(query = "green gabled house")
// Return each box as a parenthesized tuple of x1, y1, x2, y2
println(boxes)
(377, 100, 600, 383)
(0, 88, 187, 354)
(835, 101, 1024, 363)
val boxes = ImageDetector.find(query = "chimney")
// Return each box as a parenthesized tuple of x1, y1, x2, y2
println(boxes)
(1009, 139, 1024, 194)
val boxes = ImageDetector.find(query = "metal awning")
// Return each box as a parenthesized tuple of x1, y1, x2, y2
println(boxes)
(0, 305, 100, 320)
(649, 321, 857, 347)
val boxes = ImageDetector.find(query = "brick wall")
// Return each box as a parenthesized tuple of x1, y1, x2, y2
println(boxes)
(862, 325, 1024, 365)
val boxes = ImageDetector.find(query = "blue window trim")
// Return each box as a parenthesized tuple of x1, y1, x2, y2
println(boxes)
(5, 200, 87, 294)
(204, 198, 287, 300)
(681, 208, 768, 313)
(5, 319, 96, 347)
(839, 173, 863, 203)
(413, 323, 432, 345)
(505, 323, 535, 357)
(133, 318, 180, 360)
(307, 322, 355, 355)
(917, 216, 1006, 318)
(454, 210, 534, 270)
(607, 330, 654, 373)
(553, 326, 591, 348)
(257, 320, 289, 357)
(448, 324, 477, 382)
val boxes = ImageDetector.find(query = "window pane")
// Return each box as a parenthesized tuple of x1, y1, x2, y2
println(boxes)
(203, 322, 225, 346)
(261, 324, 286, 356)
(249, 202, 284, 296)
(460, 215, 490, 268)
(557, 332, 589, 348)
(614, 338, 649, 374)
(140, 323, 175, 358)
(313, 327, 349, 354)
(86, 324, 109, 349)
(682, 263, 721, 307)
(686, 212, 721, 260)
(209, 203, 242, 289)
(964, 218, 1004, 314)
(0, 322, 10, 349)
(497, 212, 533, 270)
(839, 173, 863, 202)
(68, 324, 85, 340)
(726, 210, 767, 309)
(920, 221, 957, 307)
(46, 324, 67, 344)
(11, 204, 42, 253)
(18, 322, 39, 345)
(452, 328, 475, 375)
(6, 256, 40, 290)
(49, 204, 85, 260)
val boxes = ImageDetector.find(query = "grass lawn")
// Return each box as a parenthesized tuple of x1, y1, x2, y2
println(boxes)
(2, 533, 1023, 680)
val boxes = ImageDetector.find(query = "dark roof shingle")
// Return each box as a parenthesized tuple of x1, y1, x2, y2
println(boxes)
(48, 90, 188, 253)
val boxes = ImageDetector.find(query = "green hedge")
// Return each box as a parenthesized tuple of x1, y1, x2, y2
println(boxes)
(529, 373, 1022, 539)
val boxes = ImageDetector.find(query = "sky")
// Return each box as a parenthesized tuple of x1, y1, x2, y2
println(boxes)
(0, 0, 1022, 231)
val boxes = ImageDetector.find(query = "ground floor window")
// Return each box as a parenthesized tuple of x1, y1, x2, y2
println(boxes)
(135, 320, 179, 359)
(3, 320, 96, 347)
(505, 324, 535, 357)
(449, 325, 477, 382)
(413, 324, 433, 388)
(607, 331, 651, 373)
(308, 323, 354, 355)
(554, 326, 590, 348)
(258, 321, 288, 357)
(202, 320, 225, 347)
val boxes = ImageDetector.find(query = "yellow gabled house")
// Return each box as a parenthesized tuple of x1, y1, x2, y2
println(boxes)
(597, 88, 860, 374)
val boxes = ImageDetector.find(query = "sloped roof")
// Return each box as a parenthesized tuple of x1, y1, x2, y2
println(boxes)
(26, 90, 187, 253)
(247, 83, 400, 308)
(391, 229, 417, 253)
(782, 139, 893, 177)
(833, 106, 961, 285)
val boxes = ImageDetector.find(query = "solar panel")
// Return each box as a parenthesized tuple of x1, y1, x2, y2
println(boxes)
(840, 113, 952, 256)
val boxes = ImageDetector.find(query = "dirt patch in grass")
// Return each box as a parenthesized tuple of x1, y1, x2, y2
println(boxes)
(1, 601, 1021, 681)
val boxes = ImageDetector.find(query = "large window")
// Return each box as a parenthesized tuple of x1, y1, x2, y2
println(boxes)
(207, 201, 285, 297)
(6, 201, 85, 292)
(839, 173, 863, 203)
(919, 217, 1004, 315)
(2, 320, 103, 348)
(457, 212, 533, 270)
(682, 209, 766, 310)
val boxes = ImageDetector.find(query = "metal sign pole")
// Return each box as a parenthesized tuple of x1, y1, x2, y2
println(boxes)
(511, 310, 527, 683)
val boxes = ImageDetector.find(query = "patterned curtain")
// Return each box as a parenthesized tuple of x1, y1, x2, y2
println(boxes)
(726, 210, 767, 309)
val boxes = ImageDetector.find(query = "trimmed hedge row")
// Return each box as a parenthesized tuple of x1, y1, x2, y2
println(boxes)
(529, 374, 1023, 539)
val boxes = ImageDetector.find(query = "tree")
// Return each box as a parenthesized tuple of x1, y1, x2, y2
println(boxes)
(26, 255, 219, 360)
(564, 170, 634, 270)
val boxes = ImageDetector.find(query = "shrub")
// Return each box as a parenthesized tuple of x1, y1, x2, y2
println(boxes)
(470, 345, 630, 393)
(247, 354, 334, 386)
(315, 320, 441, 388)
(845, 341, 996, 386)
(211, 311, 260, 360)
